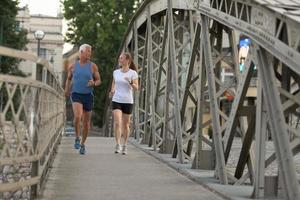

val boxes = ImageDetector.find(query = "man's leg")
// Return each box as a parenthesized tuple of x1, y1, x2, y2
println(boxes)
(81, 110, 92, 145)
(72, 102, 83, 149)
(113, 109, 122, 153)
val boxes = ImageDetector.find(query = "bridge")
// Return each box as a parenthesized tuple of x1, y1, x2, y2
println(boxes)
(1, 0, 300, 199)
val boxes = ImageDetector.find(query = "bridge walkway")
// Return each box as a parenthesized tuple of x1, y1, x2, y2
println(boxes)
(40, 137, 224, 200)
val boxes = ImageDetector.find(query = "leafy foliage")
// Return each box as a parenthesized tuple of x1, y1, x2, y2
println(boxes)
(0, 0, 28, 76)
(63, 0, 139, 126)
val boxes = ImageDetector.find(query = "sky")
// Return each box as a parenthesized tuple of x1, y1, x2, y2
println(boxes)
(19, 0, 73, 53)
(19, 0, 60, 17)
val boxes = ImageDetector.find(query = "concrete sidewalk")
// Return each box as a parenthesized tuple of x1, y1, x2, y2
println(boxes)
(129, 139, 255, 200)
(39, 137, 225, 200)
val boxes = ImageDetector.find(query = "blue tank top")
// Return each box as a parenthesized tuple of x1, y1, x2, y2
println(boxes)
(71, 61, 94, 94)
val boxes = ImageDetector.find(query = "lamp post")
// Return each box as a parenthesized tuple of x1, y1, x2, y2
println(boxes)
(31, 30, 45, 198)
(34, 30, 45, 82)
(0, 19, 4, 69)
(0, 19, 3, 112)
(34, 30, 45, 57)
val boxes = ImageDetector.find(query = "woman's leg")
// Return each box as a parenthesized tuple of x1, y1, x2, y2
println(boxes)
(122, 114, 131, 145)
(113, 109, 122, 145)
(121, 114, 131, 155)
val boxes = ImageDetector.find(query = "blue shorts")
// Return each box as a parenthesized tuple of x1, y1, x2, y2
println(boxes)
(71, 92, 94, 112)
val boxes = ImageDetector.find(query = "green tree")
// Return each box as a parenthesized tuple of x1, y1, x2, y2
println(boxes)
(0, 0, 28, 76)
(63, 0, 139, 126)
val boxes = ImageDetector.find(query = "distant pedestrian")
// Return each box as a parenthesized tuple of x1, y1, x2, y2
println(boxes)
(64, 44, 101, 154)
(109, 52, 138, 155)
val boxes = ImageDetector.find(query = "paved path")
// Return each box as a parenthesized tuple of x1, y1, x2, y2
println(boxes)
(40, 137, 224, 200)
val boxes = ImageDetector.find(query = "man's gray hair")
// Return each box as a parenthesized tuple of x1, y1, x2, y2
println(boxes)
(79, 44, 91, 53)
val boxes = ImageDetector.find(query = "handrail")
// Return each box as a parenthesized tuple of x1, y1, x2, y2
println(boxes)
(0, 46, 65, 198)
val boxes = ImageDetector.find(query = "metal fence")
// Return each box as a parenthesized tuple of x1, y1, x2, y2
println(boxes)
(0, 46, 65, 198)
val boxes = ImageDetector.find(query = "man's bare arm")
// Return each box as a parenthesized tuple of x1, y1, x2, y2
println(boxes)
(88, 63, 101, 87)
(64, 64, 74, 97)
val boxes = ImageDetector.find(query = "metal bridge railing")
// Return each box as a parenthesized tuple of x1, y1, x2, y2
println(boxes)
(104, 0, 300, 199)
(0, 46, 65, 199)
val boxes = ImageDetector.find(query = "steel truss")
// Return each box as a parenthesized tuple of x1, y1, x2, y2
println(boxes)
(105, 0, 300, 199)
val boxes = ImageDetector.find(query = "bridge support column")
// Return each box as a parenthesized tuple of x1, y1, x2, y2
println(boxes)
(254, 44, 300, 200)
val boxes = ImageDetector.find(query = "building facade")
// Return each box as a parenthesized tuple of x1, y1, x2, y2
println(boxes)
(16, 6, 64, 83)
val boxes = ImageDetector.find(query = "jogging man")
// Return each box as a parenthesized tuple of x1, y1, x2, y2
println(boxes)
(65, 44, 101, 154)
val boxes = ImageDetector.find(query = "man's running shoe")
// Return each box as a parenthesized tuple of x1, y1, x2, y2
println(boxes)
(74, 137, 81, 149)
(79, 144, 86, 155)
